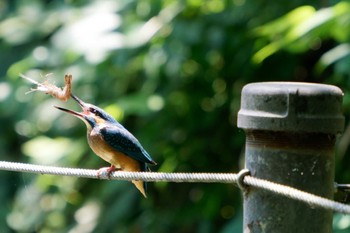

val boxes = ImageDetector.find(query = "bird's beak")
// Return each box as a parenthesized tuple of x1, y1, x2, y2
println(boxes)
(54, 93, 87, 119)
(70, 94, 86, 109)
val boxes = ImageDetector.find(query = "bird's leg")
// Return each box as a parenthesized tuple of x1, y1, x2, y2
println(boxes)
(97, 165, 121, 179)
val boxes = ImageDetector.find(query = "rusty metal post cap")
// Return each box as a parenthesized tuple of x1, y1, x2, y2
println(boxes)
(237, 82, 344, 134)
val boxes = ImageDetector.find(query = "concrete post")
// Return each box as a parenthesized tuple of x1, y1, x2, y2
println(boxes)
(237, 82, 344, 233)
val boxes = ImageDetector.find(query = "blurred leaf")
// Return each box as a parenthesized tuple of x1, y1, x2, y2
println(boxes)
(22, 136, 74, 165)
(252, 6, 316, 63)
(253, 6, 315, 38)
(316, 43, 350, 74)
(333, 213, 350, 233)
(253, 2, 350, 63)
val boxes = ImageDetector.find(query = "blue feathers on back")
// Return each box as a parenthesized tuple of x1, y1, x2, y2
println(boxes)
(100, 126, 156, 167)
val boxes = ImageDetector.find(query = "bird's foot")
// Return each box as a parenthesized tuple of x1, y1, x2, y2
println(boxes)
(97, 165, 121, 179)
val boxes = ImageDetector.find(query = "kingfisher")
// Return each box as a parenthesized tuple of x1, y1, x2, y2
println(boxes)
(55, 94, 157, 197)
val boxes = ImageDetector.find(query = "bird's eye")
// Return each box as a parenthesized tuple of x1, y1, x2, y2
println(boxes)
(90, 108, 97, 114)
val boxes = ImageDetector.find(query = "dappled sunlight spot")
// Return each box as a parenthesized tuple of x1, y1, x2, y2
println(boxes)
(7, 184, 43, 231)
(33, 46, 49, 62)
(125, 2, 181, 48)
(8, 177, 68, 231)
(36, 120, 52, 133)
(188, 0, 202, 7)
(22, 136, 72, 165)
(189, 188, 204, 202)
(130, 19, 162, 46)
(220, 205, 235, 219)
(7, 212, 26, 231)
(0, 82, 11, 101)
(212, 78, 227, 94)
(171, 129, 187, 144)
(15, 120, 34, 137)
(144, 45, 168, 77)
(165, 57, 182, 77)
(40, 193, 66, 212)
(201, 97, 216, 112)
(0, 16, 32, 45)
(36, 175, 59, 191)
(151, 48, 168, 64)
(36, 99, 63, 132)
(117, 93, 150, 115)
(47, 211, 66, 229)
(213, 92, 228, 107)
(338, 215, 350, 229)
(308, 37, 322, 50)
(169, 91, 189, 115)
(56, 113, 84, 130)
(201, 90, 228, 111)
(54, 175, 78, 193)
(15, 86, 32, 103)
(52, 5, 123, 63)
(136, 1, 151, 17)
(233, 0, 246, 6)
(202, 0, 225, 14)
(35, 175, 83, 205)
(65, 65, 84, 81)
(158, 154, 178, 173)
(182, 59, 199, 76)
(148, 45, 168, 66)
(212, 79, 228, 107)
(71, 200, 101, 233)
(63, 189, 83, 205)
(104, 104, 124, 122)
(206, 50, 224, 68)
(334, 214, 350, 230)
(0, 3, 58, 45)
(147, 95, 164, 111)
(22, 69, 43, 81)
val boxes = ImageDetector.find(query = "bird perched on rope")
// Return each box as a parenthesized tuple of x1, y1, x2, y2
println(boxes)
(55, 94, 156, 197)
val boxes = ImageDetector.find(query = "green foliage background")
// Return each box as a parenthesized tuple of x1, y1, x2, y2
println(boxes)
(1, 0, 350, 232)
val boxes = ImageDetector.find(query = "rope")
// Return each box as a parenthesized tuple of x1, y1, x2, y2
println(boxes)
(1, 161, 350, 214)
(0, 161, 238, 183)
(244, 176, 350, 215)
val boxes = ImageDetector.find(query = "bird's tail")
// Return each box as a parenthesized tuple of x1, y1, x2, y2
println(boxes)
(132, 180, 147, 198)
(132, 163, 149, 198)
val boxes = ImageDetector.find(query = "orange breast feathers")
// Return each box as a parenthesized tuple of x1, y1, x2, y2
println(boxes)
(87, 127, 147, 197)
(88, 128, 142, 171)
